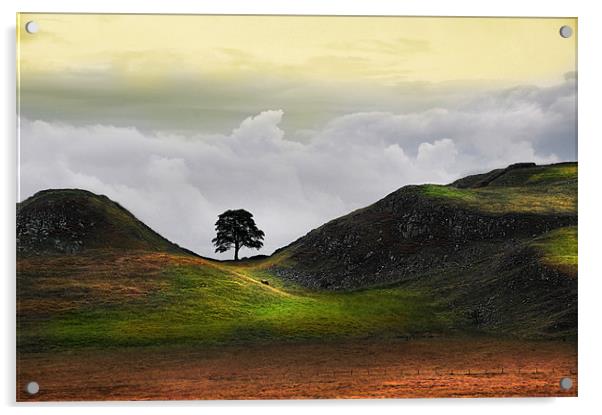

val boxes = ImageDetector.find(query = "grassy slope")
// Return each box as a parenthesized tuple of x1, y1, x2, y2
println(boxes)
(421, 163, 577, 215)
(421, 163, 577, 279)
(19, 225, 575, 350)
(530, 226, 578, 277)
(18, 252, 454, 351)
(17, 164, 577, 349)
(405, 164, 577, 338)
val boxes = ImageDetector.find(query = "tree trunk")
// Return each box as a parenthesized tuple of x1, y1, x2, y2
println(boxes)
(234, 242, 239, 261)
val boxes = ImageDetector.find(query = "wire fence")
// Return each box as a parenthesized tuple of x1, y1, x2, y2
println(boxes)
(200, 366, 578, 383)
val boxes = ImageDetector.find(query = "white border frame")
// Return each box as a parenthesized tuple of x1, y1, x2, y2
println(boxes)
(3, 1, 601, 414)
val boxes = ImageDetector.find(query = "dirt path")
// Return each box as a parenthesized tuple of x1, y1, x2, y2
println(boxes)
(17, 338, 577, 401)
(210, 262, 293, 298)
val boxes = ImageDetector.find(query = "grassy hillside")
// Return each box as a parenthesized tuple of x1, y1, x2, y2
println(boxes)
(530, 226, 577, 277)
(422, 162, 576, 215)
(17, 162, 577, 349)
(17, 252, 454, 351)
(277, 162, 576, 288)
(449, 162, 576, 188)
(18, 228, 577, 351)
(270, 162, 577, 337)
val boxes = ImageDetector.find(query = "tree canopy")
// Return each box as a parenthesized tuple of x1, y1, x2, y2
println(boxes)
(211, 209, 265, 260)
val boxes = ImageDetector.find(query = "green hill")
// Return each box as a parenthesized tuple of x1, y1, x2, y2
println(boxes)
(17, 163, 577, 352)
(275, 162, 576, 287)
(272, 162, 577, 337)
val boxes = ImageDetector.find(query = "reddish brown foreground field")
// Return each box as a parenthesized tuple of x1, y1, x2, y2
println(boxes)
(17, 338, 577, 401)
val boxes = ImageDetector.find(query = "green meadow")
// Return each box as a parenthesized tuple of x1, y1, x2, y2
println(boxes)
(18, 254, 455, 351)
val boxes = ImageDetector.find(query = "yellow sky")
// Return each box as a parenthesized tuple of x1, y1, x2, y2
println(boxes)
(18, 14, 576, 86)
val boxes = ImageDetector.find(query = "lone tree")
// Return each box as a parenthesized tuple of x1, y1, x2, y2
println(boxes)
(212, 209, 265, 261)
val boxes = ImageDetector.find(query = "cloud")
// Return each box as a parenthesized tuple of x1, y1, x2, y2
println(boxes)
(18, 79, 575, 259)
(19, 64, 574, 140)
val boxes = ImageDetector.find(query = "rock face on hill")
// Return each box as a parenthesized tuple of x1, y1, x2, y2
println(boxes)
(273, 162, 577, 338)
(17, 189, 189, 256)
(276, 186, 574, 290)
(275, 163, 577, 290)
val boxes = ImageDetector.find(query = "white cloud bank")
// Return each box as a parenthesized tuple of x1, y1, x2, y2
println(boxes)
(18, 81, 575, 258)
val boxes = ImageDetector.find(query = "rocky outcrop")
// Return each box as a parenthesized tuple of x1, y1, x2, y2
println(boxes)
(17, 189, 187, 256)
(274, 186, 575, 290)
(17, 204, 91, 254)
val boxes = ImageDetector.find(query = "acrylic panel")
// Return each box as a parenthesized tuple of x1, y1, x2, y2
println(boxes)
(16, 14, 577, 401)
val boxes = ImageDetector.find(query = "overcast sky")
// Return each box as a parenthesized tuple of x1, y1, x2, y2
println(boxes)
(18, 15, 577, 258)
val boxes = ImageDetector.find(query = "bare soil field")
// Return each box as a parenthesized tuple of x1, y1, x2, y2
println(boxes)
(17, 337, 577, 401)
